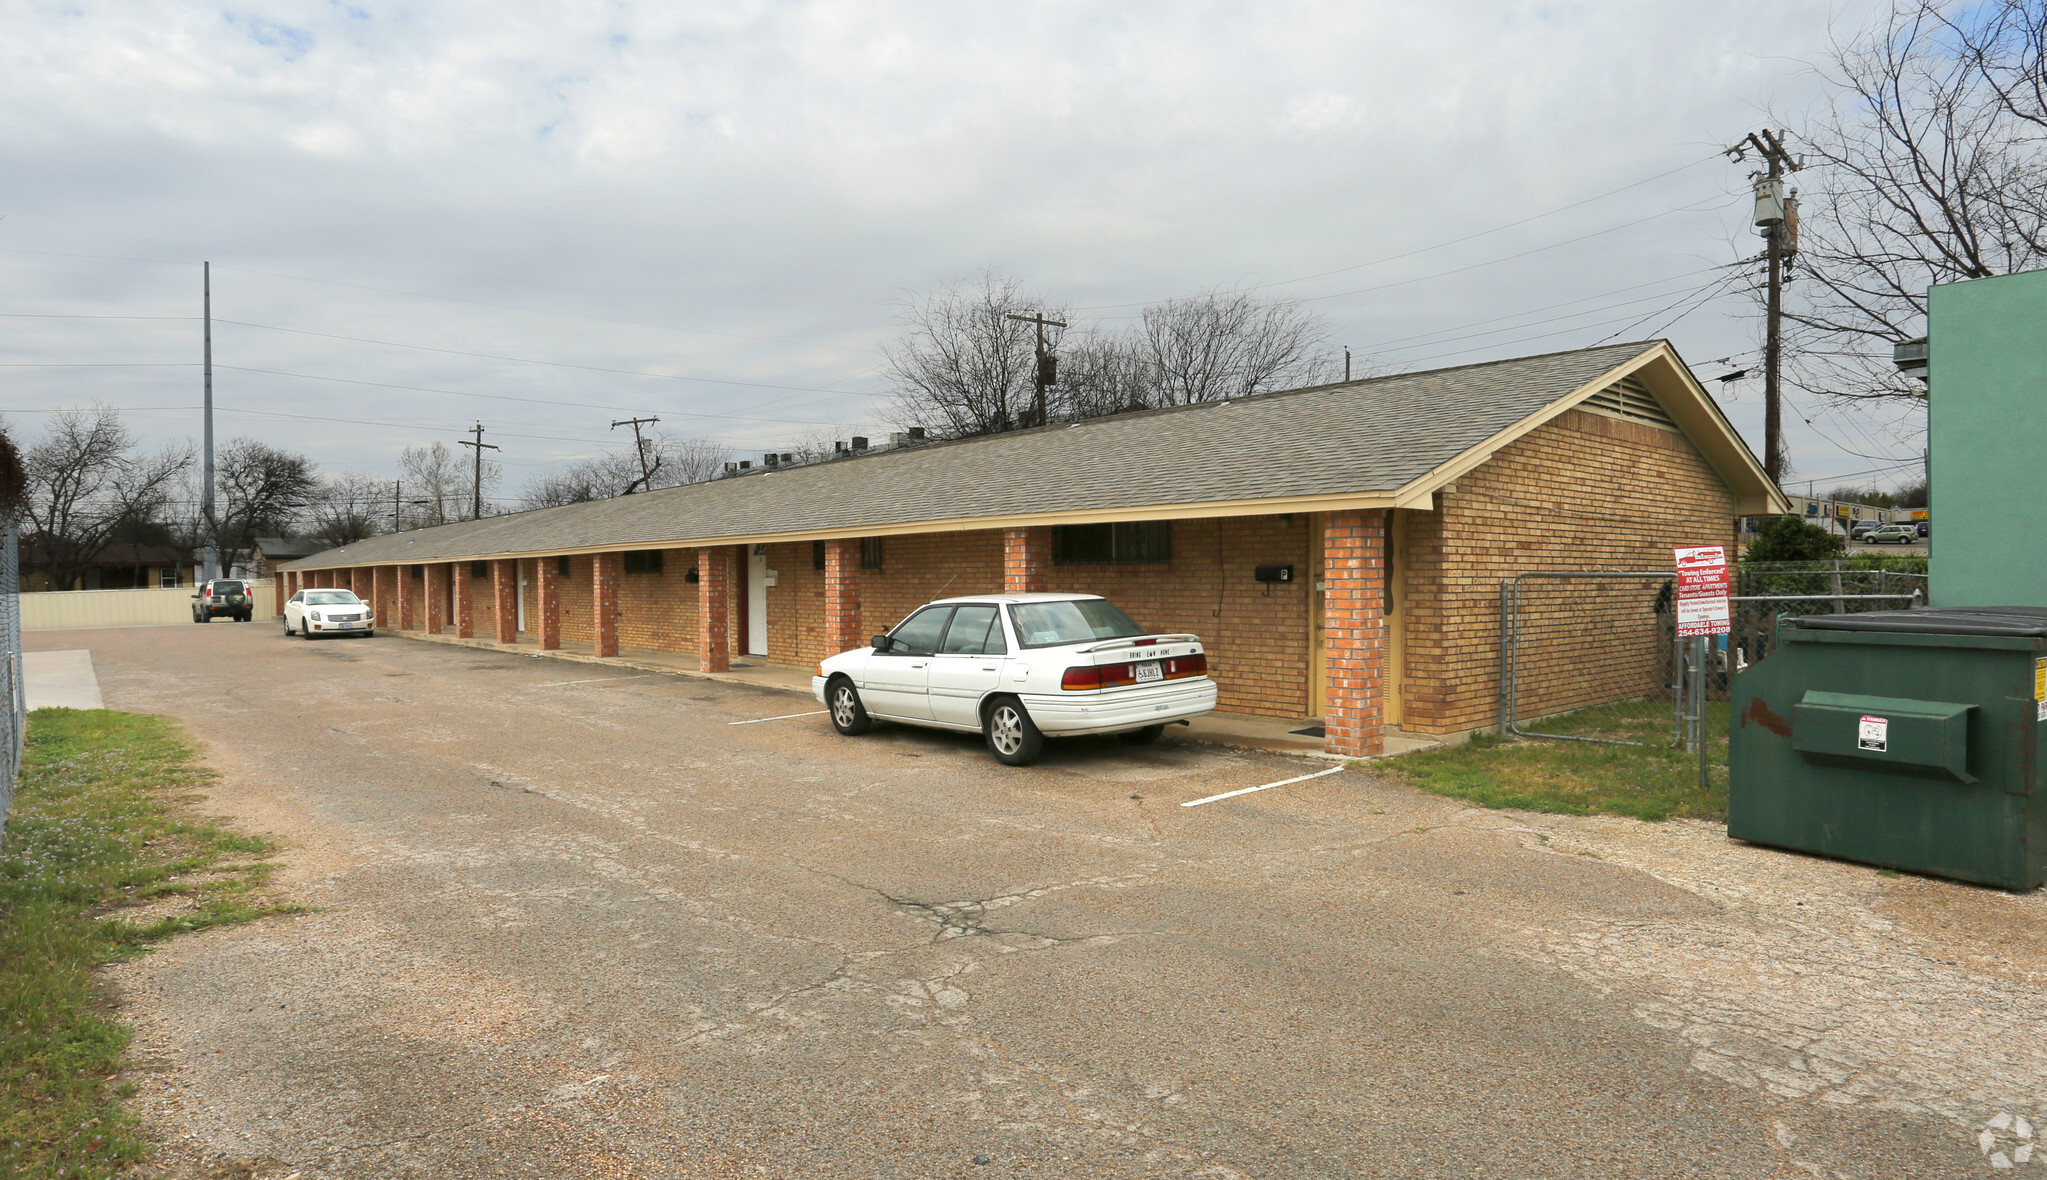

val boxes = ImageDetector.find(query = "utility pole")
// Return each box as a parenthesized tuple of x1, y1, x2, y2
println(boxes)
(1729, 130, 1800, 486)
(458, 423, 498, 521)
(1005, 312, 1066, 428)
(201, 261, 218, 581)
(611, 416, 661, 493)
(389, 481, 428, 531)
(1345, 347, 1353, 382)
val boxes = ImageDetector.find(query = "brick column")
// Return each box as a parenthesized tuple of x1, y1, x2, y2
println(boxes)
(536, 557, 561, 649)
(698, 547, 731, 672)
(1003, 526, 1051, 593)
(273, 574, 286, 615)
(425, 565, 447, 633)
(397, 565, 415, 630)
(592, 552, 621, 658)
(453, 562, 475, 639)
(350, 567, 368, 602)
(1323, 509, 1388, 758)
(492, 559, 518, 644)
(823, 538, 862, 655)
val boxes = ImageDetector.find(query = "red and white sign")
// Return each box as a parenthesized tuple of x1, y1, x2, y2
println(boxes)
(1674, 545, 1731, 638)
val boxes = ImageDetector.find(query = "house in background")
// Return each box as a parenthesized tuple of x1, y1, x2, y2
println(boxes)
(253, 537, 323, 582)
(23, 542, 187, 591)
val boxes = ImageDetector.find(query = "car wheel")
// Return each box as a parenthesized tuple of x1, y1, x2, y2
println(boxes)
(1119, 724, 1166, 745)
(302, 623, 316, 640)
(196, 612, 209, 623)
(827, 677, 872, 735)
(983, 696, 1044, 766)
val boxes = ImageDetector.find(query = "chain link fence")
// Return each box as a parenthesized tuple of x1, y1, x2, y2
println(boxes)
(0, 522, 23, 817)
(1500, 558, 1929, 749)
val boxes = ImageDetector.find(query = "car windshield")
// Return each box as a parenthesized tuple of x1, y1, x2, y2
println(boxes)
(1008, 599, 1145, 648)
(305, 591, 361, 606)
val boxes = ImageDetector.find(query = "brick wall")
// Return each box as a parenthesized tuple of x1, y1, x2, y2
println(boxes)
(617, 550, 699, 654)
(468, 562, 498, 639)
(1045, 515, 1313, 719)
(1399, 408, 1737, 735)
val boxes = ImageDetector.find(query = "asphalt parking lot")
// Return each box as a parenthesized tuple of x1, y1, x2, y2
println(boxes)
(31, 624, 2043, 1178)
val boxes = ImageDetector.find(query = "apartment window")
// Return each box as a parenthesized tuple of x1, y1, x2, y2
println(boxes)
(557, 556, 571, 578)
(861, 538, 885, 570)
(813, 540, 826, 571)
(470, 561, 489, 579)
(1052, 521, 1172, 565)
(410, 564, 424, 580)
(623, 550, 664, 575)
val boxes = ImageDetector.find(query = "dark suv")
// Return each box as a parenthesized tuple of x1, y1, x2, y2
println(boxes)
(192, 580, 254, 623)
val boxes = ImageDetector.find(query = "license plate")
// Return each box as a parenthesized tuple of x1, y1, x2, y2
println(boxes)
(338, 621, 362, 629)
(1134, 660, 1163, 683)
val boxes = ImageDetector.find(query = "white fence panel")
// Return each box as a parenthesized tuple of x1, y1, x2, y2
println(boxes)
(22, 582, 276, 629)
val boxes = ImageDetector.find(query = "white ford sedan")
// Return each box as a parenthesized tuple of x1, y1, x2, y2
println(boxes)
(812, 593, 1217, 765)
(283, 588, 376, 639)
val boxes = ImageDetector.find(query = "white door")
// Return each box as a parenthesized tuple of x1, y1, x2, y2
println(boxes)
(747, 545, 769, 657)
(860, 605, 949, 720)
(927, 604, 1008, 727)
(517, 563, 528, 633)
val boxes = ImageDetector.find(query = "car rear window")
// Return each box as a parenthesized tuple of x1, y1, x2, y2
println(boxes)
(1008, 600, 1145, 648)
(214, 582, 244, 593)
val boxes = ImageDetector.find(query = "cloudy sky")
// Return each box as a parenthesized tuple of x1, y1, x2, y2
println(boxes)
(1, 0, 1928, 507)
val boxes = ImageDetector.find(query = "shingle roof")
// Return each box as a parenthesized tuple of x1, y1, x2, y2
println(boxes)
(253, 536, 321, 560)
(285, 341, 1665, 571)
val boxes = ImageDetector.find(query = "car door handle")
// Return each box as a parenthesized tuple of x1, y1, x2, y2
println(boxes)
(981, 666, 997, 671)
(910, 662, 927, 669)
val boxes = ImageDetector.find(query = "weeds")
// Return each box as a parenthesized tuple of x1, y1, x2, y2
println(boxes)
(0, 709, 289, 1178)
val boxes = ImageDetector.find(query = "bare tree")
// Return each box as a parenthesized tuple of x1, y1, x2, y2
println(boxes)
(1134, 288, 1336, 406)
(1054, 332, 1160, 419)
(1778, 0, 2047, 404)
(202, 438, 319, 574)
(309, 472, 391, 546)
(884, 271, 1064, 438)
(22, 405, 191, 590)
(522, 434, 731, 509)
(402, 441, 499, 524)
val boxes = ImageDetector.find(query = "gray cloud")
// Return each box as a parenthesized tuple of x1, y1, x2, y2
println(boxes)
(0, 0, 1921, 497)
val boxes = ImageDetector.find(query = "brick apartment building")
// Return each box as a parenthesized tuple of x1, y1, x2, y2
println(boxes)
(279, 340, 1783, 757)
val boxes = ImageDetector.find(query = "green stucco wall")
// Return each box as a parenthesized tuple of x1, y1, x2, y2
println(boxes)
(1929, 268, 2047, 606)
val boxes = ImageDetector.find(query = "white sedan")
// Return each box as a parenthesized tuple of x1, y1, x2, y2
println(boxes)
(283, 588, 376, 639)
(813, 593, 1217, 765)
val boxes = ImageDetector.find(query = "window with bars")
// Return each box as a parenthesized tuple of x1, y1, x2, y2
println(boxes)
(623, 550, 664, 575)
(1052, 521, 1172, 565)
(861, 538, 884, 570)
(470, 561, 489, 579)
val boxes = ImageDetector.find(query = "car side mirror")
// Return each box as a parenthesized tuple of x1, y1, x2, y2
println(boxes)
(870, 635, 893, 652)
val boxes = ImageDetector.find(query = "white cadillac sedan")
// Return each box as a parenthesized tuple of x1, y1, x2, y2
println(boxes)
(812, 593, 1217, 765)
(283, 588, 376, 639)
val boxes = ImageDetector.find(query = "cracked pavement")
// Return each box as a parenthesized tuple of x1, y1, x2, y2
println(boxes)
(35, 625, 2038, 1178)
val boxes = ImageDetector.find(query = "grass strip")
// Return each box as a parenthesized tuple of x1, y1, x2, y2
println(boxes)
(1383, 700, 1729, 822)
(0, 708, 289, 1178)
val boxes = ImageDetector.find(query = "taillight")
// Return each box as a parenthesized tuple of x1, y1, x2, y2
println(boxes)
(1165, 653, 1208, 677)
(1098, 662, 1137, 689)
(1061, 665, 1102, 691)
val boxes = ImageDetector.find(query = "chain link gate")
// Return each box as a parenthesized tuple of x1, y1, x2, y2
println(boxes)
(1500, 562, 1929, 755)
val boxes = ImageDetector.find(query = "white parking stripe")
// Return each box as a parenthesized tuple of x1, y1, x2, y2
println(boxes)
(1181, 764, 1345, 808)
(728, 710, 830, 726)
(529, 675, 654, 688)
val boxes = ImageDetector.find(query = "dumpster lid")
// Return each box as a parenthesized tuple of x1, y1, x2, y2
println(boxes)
(1793, 607, 2047, 637)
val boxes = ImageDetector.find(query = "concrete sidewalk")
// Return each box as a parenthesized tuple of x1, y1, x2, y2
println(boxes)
(387, 626, 1442, 760)
(24, 649, 105, 710)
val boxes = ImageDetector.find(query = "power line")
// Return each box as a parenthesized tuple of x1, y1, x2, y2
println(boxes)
(1072, 152, 1723, 311)
(1361, 268, 1730, 356)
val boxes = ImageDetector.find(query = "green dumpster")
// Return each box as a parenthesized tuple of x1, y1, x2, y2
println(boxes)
(1728, 607, 2047, 890)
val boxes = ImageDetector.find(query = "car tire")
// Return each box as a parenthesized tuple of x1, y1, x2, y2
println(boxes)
(1119, 724, 1166, 745)
(283, 618, 293, 636)
(826, 676, 872, 735)
(983, 696, 1044, 766)
(302, 623, 316, 640)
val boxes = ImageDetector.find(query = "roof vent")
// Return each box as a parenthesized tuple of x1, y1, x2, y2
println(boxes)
(834, 440, 847, 454)
(1583, 375, 1677, 430)
(907, 427, 926, 441)
(780, 452, 794, 464)
(764, 453, 779, 467)
(723, 462, 738, 475)
(851, 436, 868, 451)
(738, 459, 752, 470)
(889, 432, 907, 445)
